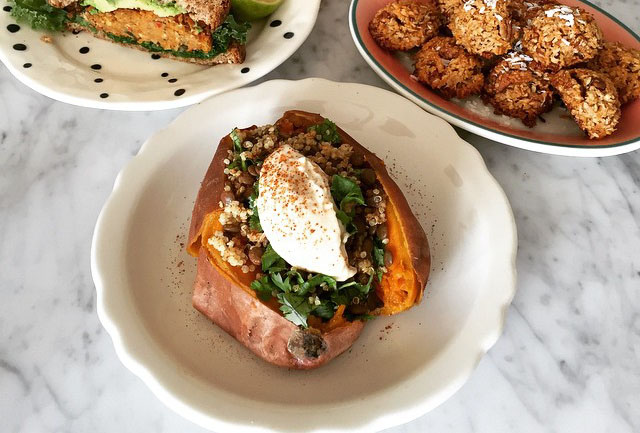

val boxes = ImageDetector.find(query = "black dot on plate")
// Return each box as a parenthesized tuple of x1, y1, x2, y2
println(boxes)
(283, 32, 294, 39)
(72, 29, 81, 35)
(100, 93, 109, 99)
(151, 54, 161, 59)
(168, 78, 177, 83)
(241, 67, 250, 73)
(91, 64, 101, 70)
(13, 43, 26, 51)
(270, 19, 281, 27)
(23, 62, 31, 68)
(3, 5, 12, 11)
(174, 89, 185, 96)
(161, 72, 168, 77)
(94, 78, 103, 83)
(79, 46, 89, 54)
(7, 24, 20, 33)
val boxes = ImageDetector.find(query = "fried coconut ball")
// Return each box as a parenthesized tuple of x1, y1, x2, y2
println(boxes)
(369, 0, 441, 51)
(483, 52, 553, 127)
(522, 4, 603, 71)
(509, 0, 557, 26)
(588, 41, 640, 105)
(449, 0, 514, 58)
(551, 68, 621, 139)
(435, 0, 460, 23)
(414, 36, 485, 98)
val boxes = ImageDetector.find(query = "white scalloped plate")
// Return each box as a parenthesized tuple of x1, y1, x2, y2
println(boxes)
(91, 78, 517, 432)
(0, 0, 319, 110)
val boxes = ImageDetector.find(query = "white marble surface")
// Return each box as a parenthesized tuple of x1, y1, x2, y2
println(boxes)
(1, 1, 640, 432)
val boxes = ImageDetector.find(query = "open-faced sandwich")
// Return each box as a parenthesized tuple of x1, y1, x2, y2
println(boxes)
(10, 0, 249, 64)
(187, 110, 431, 369)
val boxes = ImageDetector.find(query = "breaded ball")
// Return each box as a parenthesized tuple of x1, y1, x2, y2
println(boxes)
(435, 0, 460, 23)
(413, 36, 485, 98)
(483, 52, 554, 127)
(369, 0, 441, 51)
(449, 0, 515, 58)
(588, 41, 640, 105)
(522, 4, 603, 71)
(509, 0, 557, 26)
(550, 68, 620, 139)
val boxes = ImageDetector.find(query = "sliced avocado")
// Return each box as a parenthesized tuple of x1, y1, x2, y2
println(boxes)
(81, 0, 186, 17)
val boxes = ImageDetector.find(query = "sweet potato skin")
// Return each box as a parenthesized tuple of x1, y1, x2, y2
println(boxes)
(192, 249, 365, 369)
(188, 110, 430, 369)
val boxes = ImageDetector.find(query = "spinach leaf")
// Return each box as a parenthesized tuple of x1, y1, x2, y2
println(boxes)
(277, 292, 313, 328)
(308, 119, 341, 144)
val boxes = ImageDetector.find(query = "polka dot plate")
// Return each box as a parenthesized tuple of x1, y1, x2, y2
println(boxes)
(0, 0, 320, 110)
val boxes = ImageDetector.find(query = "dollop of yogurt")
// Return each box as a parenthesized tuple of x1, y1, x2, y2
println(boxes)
(257, 145, 356, 281)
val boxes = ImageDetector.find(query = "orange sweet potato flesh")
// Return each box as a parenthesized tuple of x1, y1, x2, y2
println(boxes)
(187, 110, 430, 369)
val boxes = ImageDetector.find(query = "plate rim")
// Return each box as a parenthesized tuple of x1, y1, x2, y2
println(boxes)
(348, 0, 640, 157)
(0, 0, 320, 111)
(91, 77, 518, 432)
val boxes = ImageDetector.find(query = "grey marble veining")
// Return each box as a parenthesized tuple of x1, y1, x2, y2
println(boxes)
(1, 1, 639, 432)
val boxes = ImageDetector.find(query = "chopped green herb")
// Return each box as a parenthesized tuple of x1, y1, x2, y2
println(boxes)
(230, 128, 243, 153)
(313, 300, 337, 320)
(250, 276, 274, 301)
(372, 236, 386, 281)
(277, 292, 313, 328)
(331, 175, 365, 209)
(247, 181, 262, 232)
(261, 244, 287, 273)
(308, 119, 341, 144)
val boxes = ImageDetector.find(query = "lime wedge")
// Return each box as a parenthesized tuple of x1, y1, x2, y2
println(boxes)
(231, 0, 284, 21)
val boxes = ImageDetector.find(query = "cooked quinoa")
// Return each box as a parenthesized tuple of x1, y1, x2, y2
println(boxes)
(588, 41, 640, 105)
(550, 69, 621, 139)
(521, 4, 602, 71)
(483, 51, 553, 127)
(368, 0, 441, 51)
(213, 121, 390, 291)
(449, 0, 514, 58)
(414, 36, 485, 98)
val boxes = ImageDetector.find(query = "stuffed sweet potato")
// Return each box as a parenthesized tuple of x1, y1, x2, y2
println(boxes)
(187, 110, 430, 369)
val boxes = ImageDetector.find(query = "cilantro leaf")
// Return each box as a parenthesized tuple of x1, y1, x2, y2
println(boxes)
(261, 244, 287, 273)
(270, 273, 292, 292)
(277, 292, 313, 328)
(308, 119, 341, 144)
(299, 274, 337, 296)
(332, 275, 374, 306)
